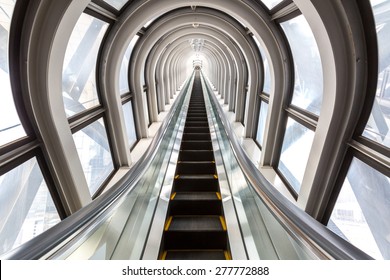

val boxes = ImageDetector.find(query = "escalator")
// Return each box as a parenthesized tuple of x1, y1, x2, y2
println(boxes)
(159, 71, 230, 260)
(1, 70, 372, 261)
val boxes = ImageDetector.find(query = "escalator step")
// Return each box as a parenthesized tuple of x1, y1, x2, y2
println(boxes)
(173, 176, 219, 192)
(176, 162, 216, 175)
(163, 250, 227, 260)
(186, 117, 208, 122)
(163, 231, 227, 250)
(173, 192, 220, 200)
(182, 133, 211, 141)
(187, 110, 206, 113)
(180, 141, 212, 150)
(167, 216, 224, 231)
(169, 193, 222, 215)
(184, 121, 209, 127)
(184, 127, 209, 133)
(179, 150, 214, 161)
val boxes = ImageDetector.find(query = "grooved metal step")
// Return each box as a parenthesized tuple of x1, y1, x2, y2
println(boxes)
(163, 250, 227, 260)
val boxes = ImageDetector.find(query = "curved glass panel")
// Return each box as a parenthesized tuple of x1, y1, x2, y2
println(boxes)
(328, 157, 390, 259)
(278, 118, 315, 193)
(253, 37, 272, 94)
(119, 35, 140, 95)
(0, 157, 60, 255)
(363, 0, 390, 147)
(256, 101, 269, 147)
(281, 15, 323, 116)
(0, 0, 26, 147)
(62, 13, 109, 117)
(102, 0, 128, 11)
(261, 0, 284, 10)
(122, 101, 137, 148)
(72, 118, 114, 196)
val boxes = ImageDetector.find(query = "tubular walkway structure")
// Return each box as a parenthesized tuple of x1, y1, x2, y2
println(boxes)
(1, 71, 372, 260)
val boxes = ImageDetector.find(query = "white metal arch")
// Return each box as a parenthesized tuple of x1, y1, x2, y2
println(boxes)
(128, 9, 260, 137)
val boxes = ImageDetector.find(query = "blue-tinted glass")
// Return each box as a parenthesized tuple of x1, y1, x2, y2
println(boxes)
(0, 157, 60, 255)
(281, 15, 323, 115)
(102, 0, 128, 10)
(0, 0, 26, 147)
(261, 0, 284, 10)
(62, 13, 108, 117)
(279, 118, 315, 193)
(253, 37, 272, 94)
(363, 0, 390, 148)
(256, 101, 269, 147)
(328, 157, 390, 259)
(73, 119, 114, 196)
(123, 101, 137, 148)
(119, 35, 140, 95)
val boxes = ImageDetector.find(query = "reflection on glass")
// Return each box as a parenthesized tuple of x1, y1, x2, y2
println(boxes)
(119, 35, 140, 95)
(281, 15, 323, 115)
(0, 157, 60, 255)
(253, 37, 272, 94)
(256, 101, 269, 147)
(0, 0, 26, 147)
(363, 0, 390, 147)
(122, 101, 137, 148)
(261, 0, 284, 10)
(328, 157, 390, 259)
(278, 118, 315, 193)
(62, 13, 108, 117)
(73, 119, 114, 196)
(101, 0, 128, 10)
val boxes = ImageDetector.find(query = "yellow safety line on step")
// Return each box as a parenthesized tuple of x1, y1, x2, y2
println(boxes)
(216, 192, 222, 200)
(174, 175, 180, 179)
(219, 216, 227, 231)
(164, 216, 173, 231)
(170, 192, 177, 200)
(213, 174, 218, 179)
(224, 251, 232, 260)
(160, 251, 168, 260)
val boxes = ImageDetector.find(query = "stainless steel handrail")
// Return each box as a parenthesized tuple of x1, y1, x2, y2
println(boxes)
(1, 73, 195, 260)
(201, 73, 373, 260)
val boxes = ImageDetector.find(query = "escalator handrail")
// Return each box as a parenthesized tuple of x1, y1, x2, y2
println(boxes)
(2, 73, 195, 260)
(201, 73, 373, 260)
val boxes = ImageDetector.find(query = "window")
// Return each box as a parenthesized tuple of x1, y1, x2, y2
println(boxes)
(119, 35, 140, 95)
(253, 37, 272, 94)
(0, 0, 26, 147)
(362, 0, 390, 148)
(72, 118, 115, 196)
(281, 15, 323, 116)
(278, 118, 315, 194)
(261, 0, 284, 10)
(101, 0, 128, 11)
(328, 157, 389, 259)
(62, 13, 109, 117)
(122, 101, 137, 149)
(256, 101, 269, 147)
(0, 157, 61, 255)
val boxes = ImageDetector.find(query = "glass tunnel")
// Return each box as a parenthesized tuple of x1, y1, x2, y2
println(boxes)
(0, 0, 389, 260)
